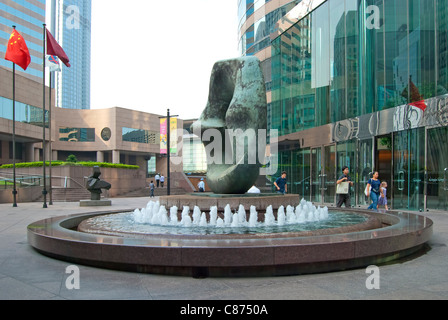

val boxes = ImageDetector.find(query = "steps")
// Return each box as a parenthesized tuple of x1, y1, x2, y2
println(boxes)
(121, 187, 188, 198)
(44, 188, 92, 202)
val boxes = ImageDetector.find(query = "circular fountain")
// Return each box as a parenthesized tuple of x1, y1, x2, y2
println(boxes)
(27, 194, 433, 278)
(27, 57, 433, 277)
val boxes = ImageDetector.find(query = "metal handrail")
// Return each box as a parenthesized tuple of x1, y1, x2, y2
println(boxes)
(0, 174, 85, 190)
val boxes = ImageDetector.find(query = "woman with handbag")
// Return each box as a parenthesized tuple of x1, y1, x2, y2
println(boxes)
(366, 171, 381, 210)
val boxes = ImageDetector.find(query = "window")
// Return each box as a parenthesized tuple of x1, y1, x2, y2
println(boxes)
(122, 127, 158, 144)
(59, 128, 95, 142)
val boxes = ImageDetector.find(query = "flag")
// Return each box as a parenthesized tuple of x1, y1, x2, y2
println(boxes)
(4, 29, 31, 71)
(46, 28, 70, 67)
(402, 77, 427, 112)
(46, 55, 61, 72)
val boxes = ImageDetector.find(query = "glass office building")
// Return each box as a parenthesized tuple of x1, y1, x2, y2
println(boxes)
(239, 0, 302, 133)
(0, 0, 46, 81)
(52, 0, 91, 110)
(270, 0, 448, 212)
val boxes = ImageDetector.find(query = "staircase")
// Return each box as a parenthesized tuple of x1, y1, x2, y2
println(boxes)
(46, 188, 92, 202)
(121, 187, 188, 198)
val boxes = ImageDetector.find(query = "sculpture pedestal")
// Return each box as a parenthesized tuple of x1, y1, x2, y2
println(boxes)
(80, 200, 112, 207)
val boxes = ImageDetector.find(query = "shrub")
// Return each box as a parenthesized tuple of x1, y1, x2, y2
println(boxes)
(0, 161, 139, 170)
(66, 154, 78, 163)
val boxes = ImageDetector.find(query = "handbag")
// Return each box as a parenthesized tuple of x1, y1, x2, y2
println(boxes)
(336, 182, 349, 194)
(364, 185, 372, 196)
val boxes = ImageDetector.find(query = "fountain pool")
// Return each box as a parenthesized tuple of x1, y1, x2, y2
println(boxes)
(78, 200, 371, 237)
(28, 194, 433, 277)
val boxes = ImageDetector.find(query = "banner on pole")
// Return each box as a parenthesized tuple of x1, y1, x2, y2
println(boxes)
(160, 118, 167, 154)
(170, 118, 177, 155)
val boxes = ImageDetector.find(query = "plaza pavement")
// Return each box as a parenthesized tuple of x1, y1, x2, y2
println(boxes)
(0, 196, 447, 301)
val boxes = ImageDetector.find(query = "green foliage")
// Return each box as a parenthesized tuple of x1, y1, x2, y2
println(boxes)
(66, 154, 78, 163)
(0, 161, 139, 170)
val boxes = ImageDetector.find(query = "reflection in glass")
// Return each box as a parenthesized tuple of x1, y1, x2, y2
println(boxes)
(59, 128, 95, 142)
(357, 139, 373, 207)
(427, 127, 448, 210)
(122, 128, 157, 144)
(393, 128, 425, 211)
(0, 97, 49, 128)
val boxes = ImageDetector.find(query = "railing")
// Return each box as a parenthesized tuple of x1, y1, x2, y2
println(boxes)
(0, 173, 43, 189)
(0, 172, 85, 190)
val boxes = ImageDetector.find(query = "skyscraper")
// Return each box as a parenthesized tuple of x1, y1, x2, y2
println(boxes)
(238, 0, 302, 132)
(50, 0, 91, 110)
(0, 0, 46, 81)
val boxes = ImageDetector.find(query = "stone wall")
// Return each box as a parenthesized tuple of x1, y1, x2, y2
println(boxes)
(0, 165, 147, 203)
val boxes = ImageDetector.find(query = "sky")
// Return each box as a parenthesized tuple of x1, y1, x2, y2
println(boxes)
(90, 0, 240, 120)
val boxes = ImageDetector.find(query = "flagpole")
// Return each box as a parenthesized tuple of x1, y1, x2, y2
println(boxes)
(42, 23, 48, 209)
(49, 71, 53, 205)
(12, 26, 18, 208)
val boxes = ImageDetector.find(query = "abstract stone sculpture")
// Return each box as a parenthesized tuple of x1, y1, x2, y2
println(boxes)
(86, 166, 111, 201)
(191, 56, 267, 194)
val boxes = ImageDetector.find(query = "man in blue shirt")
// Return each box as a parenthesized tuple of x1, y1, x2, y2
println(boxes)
(274, 172, 288, 194)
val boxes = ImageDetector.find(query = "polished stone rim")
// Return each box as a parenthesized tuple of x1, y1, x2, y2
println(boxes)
(27, 209, 433, 277)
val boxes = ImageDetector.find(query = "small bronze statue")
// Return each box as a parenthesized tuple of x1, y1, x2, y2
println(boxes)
(86, 166, 111, 201)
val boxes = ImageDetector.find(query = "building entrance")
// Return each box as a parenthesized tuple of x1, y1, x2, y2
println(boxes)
(311, 145, 336, 206)
(426, 127, 448, 211)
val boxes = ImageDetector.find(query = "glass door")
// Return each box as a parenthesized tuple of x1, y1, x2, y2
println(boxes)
(426, 127, 448, 211)
(357, 139, 374, 207)
(393, 128, 425, 211)
(311, 145, 336, 205)
(323, 145, 336, 204)
(337, 140, 356, 207)
(311, 148, 322, 203)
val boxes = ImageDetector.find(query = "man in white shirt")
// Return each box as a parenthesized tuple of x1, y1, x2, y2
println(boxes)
(155, 173, 160, 188)
(198, 178, 205, 192)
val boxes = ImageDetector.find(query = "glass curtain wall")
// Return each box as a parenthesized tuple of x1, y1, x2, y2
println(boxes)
(271, 0, 445, 131)
(393, 128, 425, 211)
(427, 127, 448, 210)
(270, 0, 448, 210)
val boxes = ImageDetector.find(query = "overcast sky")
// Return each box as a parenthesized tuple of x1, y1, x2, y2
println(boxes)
(90, 0, 240, 120)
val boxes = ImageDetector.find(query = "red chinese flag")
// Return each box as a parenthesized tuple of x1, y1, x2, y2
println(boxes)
(46, 28, 71, 67)
(408, 78, 427, 112)
(4, 29, 31, 71)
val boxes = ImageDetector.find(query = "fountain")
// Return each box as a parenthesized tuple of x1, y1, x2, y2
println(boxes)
(27, 57, 433, 277)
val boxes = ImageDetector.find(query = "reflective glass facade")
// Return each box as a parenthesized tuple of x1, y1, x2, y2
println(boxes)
(122, 127, 158, 145)
(271, 0, 448, 212)
(0, 97, 48, 128)
(53, 0, 91, 110)
(0, 0, 46, 80)
(59, 127, 95, 142)
(238, 0, 301, 56)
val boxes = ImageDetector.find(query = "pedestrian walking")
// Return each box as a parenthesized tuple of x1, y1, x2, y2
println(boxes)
(160, 175, 165, 188)
(155, 173, 160, 188)
(377, 181, 389, 211)
(149, 180, 155, 198)
(366, 171, 381, 210)
(197, 178, 205, 192)
(336, 166, 354, 208)
(274, 172, 288, 195)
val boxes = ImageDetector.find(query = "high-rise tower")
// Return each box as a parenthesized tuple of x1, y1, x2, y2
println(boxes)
(0, 0, 46, 81)
(51, 0, 91, 110)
